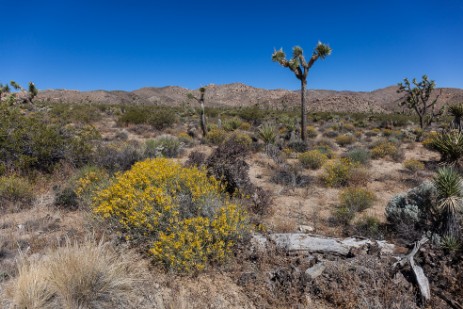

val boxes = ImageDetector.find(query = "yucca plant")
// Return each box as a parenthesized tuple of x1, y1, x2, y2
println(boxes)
(257, 122, 277, 145)
(433, 167, 463, 237)
(430, 130, 463, 164)
(448, 103, 463, 132)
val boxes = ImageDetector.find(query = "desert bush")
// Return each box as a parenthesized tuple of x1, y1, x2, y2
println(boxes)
(271, 164, 311, 187)
(4, 240, 141, 309)
(226, 132, 253, 151)
(74, 166, 109, 207)
(0, 105, 99, 173)
(144, 134, 183, 158)
(355, 215, 383, 239)
(298, 150, 328, 170)
(321, 159, 356, 187)
(94, 142, 143, 173)
(223, 117, 242, 131)
(93, 158, 250, 273)
(370, 140, 399, 159)
(117, 106, 176, 130)
(0, 175, 34, 207)
(345, 147, 371, 165)
(206, 128, 228, 145)
(386, 181, 436, 241)
(403, 159, 425, 173)
(257, 122, 277, 145)
(323, 130, 338, 138)
(335, 134, 355, 147)
(54, 187, 79, 210)
(429, 130, 463, 163)
(422, 131, 439, 150)
(348, 167, 371, 187)
(185, 151, 207, 167)
(177, 132, 194, 146)
(306, 125, 318, 138)
(340, 187, 376, 212)
(236, 105, 266, 124)
(287, 140, 308, 152)
(148, 108, 177, 130)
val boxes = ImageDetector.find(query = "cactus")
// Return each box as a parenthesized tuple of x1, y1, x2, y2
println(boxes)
(272, 42, 331, 142)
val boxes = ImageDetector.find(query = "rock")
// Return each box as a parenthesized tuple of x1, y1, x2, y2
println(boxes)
(298, 225, 315, 233)
(305, 262, 325, 280)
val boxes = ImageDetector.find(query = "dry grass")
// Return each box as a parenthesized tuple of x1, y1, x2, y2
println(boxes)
(2, 239, 144, 309)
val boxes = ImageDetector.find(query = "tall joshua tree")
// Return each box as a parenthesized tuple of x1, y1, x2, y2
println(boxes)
(7, 80, 38, 104)
(187, 87, 207, 137)
(272, 42, 332, 142)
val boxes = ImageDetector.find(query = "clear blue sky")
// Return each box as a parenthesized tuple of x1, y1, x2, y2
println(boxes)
(1, 0, 462, 91)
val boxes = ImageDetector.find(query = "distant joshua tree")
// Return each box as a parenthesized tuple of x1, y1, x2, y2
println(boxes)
(187, 87, 207, 137)
(397, 75, 443, 130)
(272, 42, 332, 142)
(0, 83, 10, 102)
(4, 80, 38, 105)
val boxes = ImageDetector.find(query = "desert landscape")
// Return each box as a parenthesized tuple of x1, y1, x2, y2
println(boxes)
(0, 77, 463, 308)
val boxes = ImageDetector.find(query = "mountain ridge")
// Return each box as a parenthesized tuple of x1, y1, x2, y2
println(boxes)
(37, 83, 463, 113)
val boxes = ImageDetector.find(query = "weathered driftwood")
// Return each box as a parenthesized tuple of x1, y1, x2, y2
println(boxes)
(267, 233, 396, 256)
(393, 237, 430, 302)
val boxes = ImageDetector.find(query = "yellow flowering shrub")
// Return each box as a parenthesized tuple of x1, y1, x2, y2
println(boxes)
(370, 141, 398, 159)
(299, 150, 328, 170)
(321, 158, 357, 187)
(93, 158, 249, 273)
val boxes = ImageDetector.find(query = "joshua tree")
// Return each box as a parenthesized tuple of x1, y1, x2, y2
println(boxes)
(6, 80, 38, 104)
(187, 87, 207, 137)
(397, 75, 443, 130)
(272, 41, 332, 142)
(448, 103, 463, 132)
(0, 83, 10, 102)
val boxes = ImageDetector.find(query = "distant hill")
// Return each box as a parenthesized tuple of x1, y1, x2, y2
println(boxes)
(37, 83, 463, 113)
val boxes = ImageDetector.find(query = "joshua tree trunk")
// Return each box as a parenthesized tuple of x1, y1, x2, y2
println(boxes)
(199, 91, 207, 137)
(300, 79, 307, 142)
(453, 116, 462, 132)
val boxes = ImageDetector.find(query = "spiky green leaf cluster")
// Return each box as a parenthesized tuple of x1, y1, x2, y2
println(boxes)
(433, 167, 463, 216)
(448, 103, 463, 118)
(430, 130, 463, 163)
(314, 41, 332, 59)
(271, 48, 286, 63)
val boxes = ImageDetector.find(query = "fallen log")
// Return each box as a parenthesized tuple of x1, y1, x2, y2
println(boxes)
(266, 233, 396, 256)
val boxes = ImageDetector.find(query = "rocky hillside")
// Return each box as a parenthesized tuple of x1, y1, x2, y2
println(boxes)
(37, 83, 463, 113)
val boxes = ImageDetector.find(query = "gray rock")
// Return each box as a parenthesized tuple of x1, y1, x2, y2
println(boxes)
(305, 262, 325, 280)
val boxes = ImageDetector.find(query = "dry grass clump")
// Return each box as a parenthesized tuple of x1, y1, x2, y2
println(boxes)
(335, 134, 356, 147)
(321, 158, 357, 187)
(0, 175, 34, 211)
(403, 159, 425, 173)
(3, 239, 143, 309)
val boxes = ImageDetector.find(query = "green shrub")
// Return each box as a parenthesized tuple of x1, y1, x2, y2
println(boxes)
(355, 215, 383, 238)
(54, 187, 79, 210)
(117, 106, 176, 130)
(0, 105, 99, 173)
(94, 142, 143, 173)
(0, 175, 34, 206)
(345, 147, 371, 165)
(339, 187, 376, 212)
(145, 135, 182, 158)
(370, 140, 399, 159)
(334, 187, 376, 225)
(306, 126, 318, 138)
(403, 159, 425, 173)
(92, 158, 250, 273)
(226, 132, 252, 150)
(223, 117, 242, 131)
(236, 106, 266, 124)
(299, 150, 328, 170)
(335, 134, 355, 147)
(206, 128, 228, 145)
(321, 159, 356, 187)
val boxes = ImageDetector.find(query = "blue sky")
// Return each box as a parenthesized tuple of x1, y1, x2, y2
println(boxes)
(1, 0, 462, 91)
